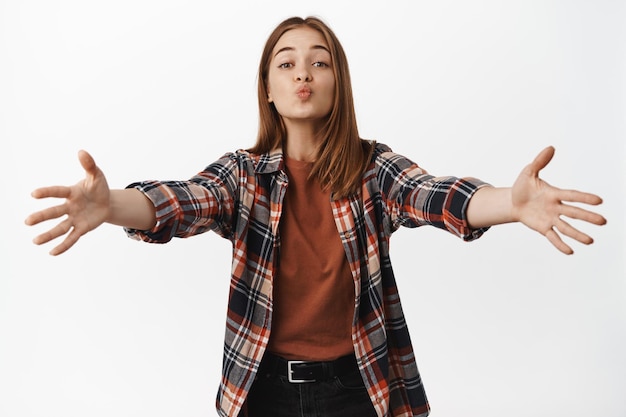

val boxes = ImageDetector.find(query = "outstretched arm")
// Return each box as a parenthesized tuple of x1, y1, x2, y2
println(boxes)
(466, 146, 606, 254)
(25, 150, 157, 256)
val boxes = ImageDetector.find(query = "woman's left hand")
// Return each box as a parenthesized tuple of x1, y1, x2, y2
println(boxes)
(511, 146, 607, 254)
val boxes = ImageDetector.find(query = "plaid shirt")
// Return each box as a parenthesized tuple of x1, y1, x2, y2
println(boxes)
(126, 142, 489, 417)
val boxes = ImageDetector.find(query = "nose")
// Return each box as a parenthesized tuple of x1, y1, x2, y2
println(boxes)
(295, 70, 311, 82)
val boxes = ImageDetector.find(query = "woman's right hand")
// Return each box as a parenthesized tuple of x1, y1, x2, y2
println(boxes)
(25, 150, 111, 255)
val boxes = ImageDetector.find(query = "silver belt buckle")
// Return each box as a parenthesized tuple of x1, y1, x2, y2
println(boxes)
(287, 360, 316, 383)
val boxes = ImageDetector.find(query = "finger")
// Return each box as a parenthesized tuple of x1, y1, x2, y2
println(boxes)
(32, 218, 72, 245)
(556, 189, 604, 206)
(25, 203, 69, 226)
(559, 203, 607, 226)
(555, 217, 594, 245)
(78, 150, 98, 176)
(49, 227, 82, 256)
(527, 146, 555, 176)
(30, 185, 72, 200)
(545, 228, 574, 255)
(26, 203, 69, 225)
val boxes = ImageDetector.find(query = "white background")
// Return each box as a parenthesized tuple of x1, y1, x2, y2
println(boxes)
(1, 1, 625, 416)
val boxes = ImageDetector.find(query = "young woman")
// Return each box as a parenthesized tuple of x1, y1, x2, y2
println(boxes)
(25, 16, 606, 417)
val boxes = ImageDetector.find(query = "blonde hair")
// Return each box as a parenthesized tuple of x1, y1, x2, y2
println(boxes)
(249, 16, 373, 198)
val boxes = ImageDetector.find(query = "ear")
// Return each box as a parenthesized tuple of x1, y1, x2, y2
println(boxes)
(267, 92, 273, 103)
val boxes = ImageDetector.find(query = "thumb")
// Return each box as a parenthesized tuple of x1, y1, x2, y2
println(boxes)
(527, 146, 555, 177)
(78, 149, 98, 175)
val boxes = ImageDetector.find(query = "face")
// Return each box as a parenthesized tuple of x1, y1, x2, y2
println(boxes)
(267, 27, 335, 130)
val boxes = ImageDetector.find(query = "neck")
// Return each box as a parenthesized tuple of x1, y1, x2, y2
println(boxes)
(283, 119, 324, 162)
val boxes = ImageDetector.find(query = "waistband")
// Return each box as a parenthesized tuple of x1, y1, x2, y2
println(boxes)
(259, 352, 359, 383)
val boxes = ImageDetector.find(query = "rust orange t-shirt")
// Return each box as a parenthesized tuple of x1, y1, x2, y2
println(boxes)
(267, 156, 355, 361)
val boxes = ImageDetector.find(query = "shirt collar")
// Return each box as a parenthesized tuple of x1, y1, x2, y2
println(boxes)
(253, 147, 285, 174)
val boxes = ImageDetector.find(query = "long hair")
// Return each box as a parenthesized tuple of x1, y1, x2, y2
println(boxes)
(249, 16, 374, 198)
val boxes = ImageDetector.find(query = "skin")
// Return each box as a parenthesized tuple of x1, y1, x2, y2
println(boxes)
(466, 145, 606, 254)
(267, 27, 336, 162)
(25, 29, 606, 256)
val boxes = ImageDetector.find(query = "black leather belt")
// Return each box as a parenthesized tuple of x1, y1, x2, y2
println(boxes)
(259, 352, 359, 383)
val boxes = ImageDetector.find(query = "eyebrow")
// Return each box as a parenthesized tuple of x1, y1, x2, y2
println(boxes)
(274, 44, 330, 58)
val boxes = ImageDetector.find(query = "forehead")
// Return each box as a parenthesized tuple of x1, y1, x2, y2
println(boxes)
(273, 26, 330, 54)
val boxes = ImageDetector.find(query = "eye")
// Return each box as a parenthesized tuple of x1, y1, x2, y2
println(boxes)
(278, 62, 293, 69)
(312, 61, 329, 68)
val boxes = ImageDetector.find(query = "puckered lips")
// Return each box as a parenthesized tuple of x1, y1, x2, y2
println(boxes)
(297, 85, 312, 100)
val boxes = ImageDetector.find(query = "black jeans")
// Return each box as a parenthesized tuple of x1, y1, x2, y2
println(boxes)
(240, 357, 379, 417)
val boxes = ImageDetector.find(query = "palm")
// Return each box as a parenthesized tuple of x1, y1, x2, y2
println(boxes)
(25, 150, 111, 255)
(511, 146, 605, 254)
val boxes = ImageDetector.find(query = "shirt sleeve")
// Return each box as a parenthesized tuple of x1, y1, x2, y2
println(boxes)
(124, 152, 240, 243)
(376, 147, 491, 241)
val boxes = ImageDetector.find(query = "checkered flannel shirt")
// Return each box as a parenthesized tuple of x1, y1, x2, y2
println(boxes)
(125, 142, 490, 417)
